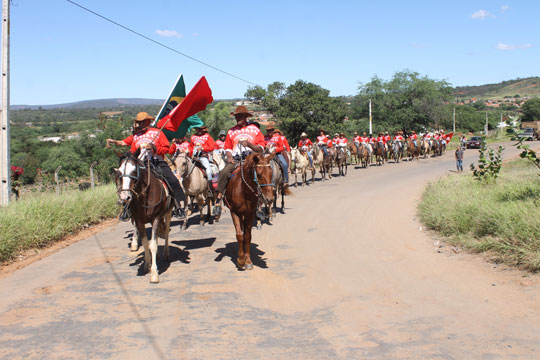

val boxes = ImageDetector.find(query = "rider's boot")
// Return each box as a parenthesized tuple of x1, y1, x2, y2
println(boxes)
(212, 193, 222, 216)
(172, 199, 186, 219)
(207, 180, 214, 198)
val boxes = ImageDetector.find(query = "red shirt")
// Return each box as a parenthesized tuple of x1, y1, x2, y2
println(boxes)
(369, 137, 377, 143)
(281, 135, 291, 152)
(377, 136, 385, 143)
(316, 135, 328, 145)
(189, 133, 215, 155)
(360, 136, 369, 143)
(224, 124, 266, 156)
(267, 133, 285, 153)
(298, 138, 313, 147)
(215, 139, 225, 150)
(122, 128, 170, 157)
(393, 135, 404, 141)
(434, 134, 440, 140)
(337, 137, 348, 145)
(384, 135, 391, 142)
(353, 135, 361, 142)
(411, 134, 418, 140)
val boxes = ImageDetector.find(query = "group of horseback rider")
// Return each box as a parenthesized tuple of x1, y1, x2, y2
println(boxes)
(106, 106, 294, 221)
(106, 107, 452, 223)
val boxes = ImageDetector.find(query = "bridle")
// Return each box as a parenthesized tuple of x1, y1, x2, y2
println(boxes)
(239, 156, 274, 207)
(117, 155, 164, 211)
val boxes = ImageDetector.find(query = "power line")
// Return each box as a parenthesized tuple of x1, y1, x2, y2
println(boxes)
(66, 0, 257, 86)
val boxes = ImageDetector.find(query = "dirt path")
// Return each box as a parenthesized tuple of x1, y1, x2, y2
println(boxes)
(1, 144, 540, 359)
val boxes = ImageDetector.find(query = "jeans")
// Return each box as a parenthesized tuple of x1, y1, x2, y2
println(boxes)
(456, 159, 463, 172)
(321, 145, 328, 156)
(277, 153, 289, 183)
(307, 151, 313, 167)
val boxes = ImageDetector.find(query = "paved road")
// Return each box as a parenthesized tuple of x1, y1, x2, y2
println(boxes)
(2, 144, 540, 359)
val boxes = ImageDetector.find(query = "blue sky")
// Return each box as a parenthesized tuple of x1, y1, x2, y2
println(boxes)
(6, 0, 540, 105)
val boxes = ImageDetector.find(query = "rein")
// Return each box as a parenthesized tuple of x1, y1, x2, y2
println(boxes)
(120, 157, 165, 210)
(239, 157, 273, 207)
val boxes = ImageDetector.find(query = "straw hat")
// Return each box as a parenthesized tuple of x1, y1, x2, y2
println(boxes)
(218, 130, 226, 136)
(231, 105, 252, 117)
(134, 112, 155, 122)
(300, 132, 308, 137)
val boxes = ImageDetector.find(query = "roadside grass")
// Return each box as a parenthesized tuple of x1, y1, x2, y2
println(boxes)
(0, 184, 119, 263)
(418, 159, 540, 271)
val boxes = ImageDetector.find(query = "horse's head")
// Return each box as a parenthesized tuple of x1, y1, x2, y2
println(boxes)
(250, 153, 275, 204)
(115, 152, 140, 205)
(174, 153, 190, 176)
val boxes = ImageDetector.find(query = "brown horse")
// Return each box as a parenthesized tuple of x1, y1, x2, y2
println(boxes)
(406, 138, 420, 161)
(373, 141, 386, 166)
(224, 153, 276, 270)
(115, 151, 173, 283)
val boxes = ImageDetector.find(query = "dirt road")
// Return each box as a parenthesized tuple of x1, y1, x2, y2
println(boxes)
(2, 144, 540, 359)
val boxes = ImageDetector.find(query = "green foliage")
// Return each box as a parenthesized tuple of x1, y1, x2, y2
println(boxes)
(353, 70, 452, 132)
(245, 81, 286, 114)
(470, 140, 504, 183)
(419, 159, 540, 272)
(521, 98, 540, 122)
(197, 101, 235, 138)
(0, 184, 119, 263)
(274, 80, 348, 143)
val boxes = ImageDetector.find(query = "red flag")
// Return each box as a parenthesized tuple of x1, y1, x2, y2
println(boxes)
(157, 76, 213, 132)
(445, 132, 454, 142)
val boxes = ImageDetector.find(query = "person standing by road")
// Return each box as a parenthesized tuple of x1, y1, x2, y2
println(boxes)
(455, 145, 464, 173)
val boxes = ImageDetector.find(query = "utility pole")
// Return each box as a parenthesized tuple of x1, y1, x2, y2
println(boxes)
(453, 107, 456, 133)
(0, 0, 10, 206)
(369, 99, 372, 135)
(485, 111, 489, 136)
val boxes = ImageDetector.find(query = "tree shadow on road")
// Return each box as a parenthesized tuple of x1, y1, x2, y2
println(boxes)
(214, 242, 268, 271)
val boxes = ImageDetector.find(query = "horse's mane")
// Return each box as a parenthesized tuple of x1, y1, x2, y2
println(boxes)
(242, 153, 260, 171)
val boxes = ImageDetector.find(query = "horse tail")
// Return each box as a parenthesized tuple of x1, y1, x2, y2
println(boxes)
(283, 185, 293, 196)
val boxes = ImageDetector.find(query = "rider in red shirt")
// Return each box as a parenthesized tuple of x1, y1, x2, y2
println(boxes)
(214, 130, 226, 151)
(189, 126, 216, 190)
(298, 132, 313, 167)
(213, 106, 265, 216)
(316, 129, 330, 156)
(266, 129, 289, 185)
(106, 111, 185, 218)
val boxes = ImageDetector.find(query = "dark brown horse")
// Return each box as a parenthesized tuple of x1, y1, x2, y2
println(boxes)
(224, 153, 276, 270)
(406, 138, 420, 161)
(373, 141, 386, 166)
(115, 151, 173, 283)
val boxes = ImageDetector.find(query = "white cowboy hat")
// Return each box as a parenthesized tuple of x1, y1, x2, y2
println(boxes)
(300, 132, 308, 137)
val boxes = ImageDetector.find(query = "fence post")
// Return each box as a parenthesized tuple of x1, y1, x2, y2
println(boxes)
(90, 162, 96, 190)
(54, 166, 62, 195)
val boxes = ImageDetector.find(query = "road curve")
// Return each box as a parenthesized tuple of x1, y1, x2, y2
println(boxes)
(1, 143, 540, 359)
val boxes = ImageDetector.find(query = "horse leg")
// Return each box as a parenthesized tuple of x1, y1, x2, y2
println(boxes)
(243, 212, 256, 270)
(198, 195, 205, 226)
(161, 210, 172, 261)
(131, 227, 139, 252)
(182, 198, 189, 230)
(280, 184, 285, 213)
(148, 218, 160, 283)
(137, 222, 150, 274)
(231, 212, 245, 269)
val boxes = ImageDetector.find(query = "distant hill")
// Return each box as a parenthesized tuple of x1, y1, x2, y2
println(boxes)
(11, 98, 165, 110)
(453, 77, 540, 99)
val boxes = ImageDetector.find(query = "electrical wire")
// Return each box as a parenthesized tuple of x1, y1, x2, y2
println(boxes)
(66, 0, 257, 86)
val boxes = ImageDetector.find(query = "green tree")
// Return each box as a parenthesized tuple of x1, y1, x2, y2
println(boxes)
(275, 80, 347, 143)
(198, 101, 235, 138)
(353, 70, 451, 132)
(521, 98, 540, 122)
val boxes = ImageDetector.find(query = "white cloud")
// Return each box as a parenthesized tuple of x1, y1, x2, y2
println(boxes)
(192, 33, 200, 37)
(500, 5, 510, 13)
(155, 29, 183, 38)
(497, 43, 533, 51)
(471, 10, 494, 19)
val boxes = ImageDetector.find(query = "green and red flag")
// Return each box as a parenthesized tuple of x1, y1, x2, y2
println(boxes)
(156, 76, 213, 138)
(153, 74, 208, 140)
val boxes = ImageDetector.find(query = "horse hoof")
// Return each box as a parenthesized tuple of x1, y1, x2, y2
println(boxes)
(150, 274, 159, 283)
(245, 263, 253, 270)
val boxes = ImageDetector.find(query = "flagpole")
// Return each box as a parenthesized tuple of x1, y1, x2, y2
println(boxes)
(152, 73, 183, 127)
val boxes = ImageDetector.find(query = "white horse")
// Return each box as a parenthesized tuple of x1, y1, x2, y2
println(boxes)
(290, 146, 314, 186)
(174, 153, 212, 230)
